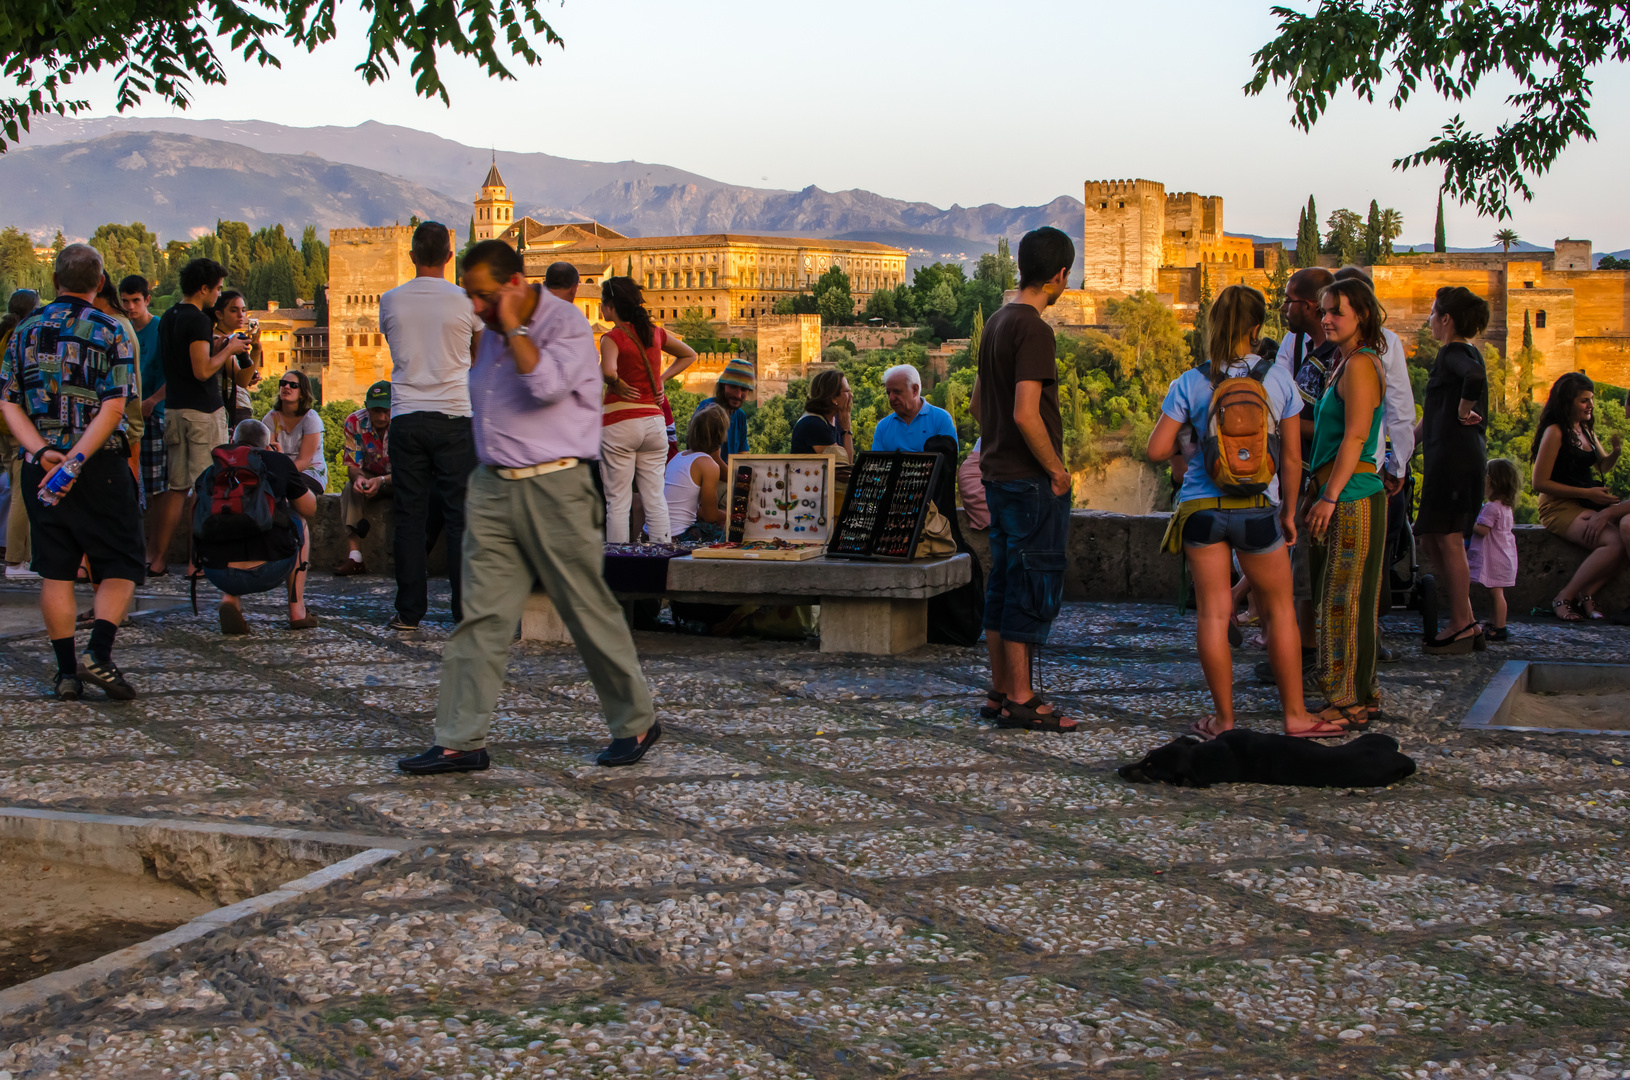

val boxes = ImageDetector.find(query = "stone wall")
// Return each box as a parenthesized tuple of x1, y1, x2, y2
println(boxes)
(958, 510, 1630, 616)
(162, 494, 448, 579)
(824, 326, 915, 350)
(1082, 180, 1166, 293)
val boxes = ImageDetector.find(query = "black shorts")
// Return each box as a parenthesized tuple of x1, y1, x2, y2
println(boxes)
(22, 449, 147, 583)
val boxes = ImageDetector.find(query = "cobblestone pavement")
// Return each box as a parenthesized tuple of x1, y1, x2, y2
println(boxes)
(2, 576, 1629, 1078)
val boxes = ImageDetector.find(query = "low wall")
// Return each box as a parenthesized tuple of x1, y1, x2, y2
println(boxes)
(161, 493, 448, 576)
(959, 511, 1630, 616)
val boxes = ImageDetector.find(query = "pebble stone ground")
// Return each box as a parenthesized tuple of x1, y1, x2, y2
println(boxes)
(1, 575, 1628, 1079)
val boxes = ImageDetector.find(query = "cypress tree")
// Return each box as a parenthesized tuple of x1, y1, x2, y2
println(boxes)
(1434, 194, 1447, 252)
(1523, 308, 1533, 350)
(1363, 200, 1383, 264)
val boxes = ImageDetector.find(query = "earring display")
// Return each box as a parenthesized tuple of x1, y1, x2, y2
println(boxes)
(692, 454, 837, 561)
(829, 450, 943, 562)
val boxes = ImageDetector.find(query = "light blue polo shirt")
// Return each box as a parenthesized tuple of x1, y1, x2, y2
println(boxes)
(870, 401, 957, 452)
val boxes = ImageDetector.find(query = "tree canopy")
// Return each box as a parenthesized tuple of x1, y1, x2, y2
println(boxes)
(0, 0, 565, 149)
(1246, 1, 1630, 219)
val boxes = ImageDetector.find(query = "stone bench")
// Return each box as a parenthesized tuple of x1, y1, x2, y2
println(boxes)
(522, 554, 973, 655)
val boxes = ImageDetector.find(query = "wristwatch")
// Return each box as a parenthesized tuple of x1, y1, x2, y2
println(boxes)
(505, 325, 531, 342)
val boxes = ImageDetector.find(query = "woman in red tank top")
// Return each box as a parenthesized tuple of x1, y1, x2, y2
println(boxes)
(598, 278, 698, 543)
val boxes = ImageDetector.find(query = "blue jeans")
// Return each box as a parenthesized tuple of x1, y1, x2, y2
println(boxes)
(982, 477, 1071, 644)
(202, 518, 304, 598)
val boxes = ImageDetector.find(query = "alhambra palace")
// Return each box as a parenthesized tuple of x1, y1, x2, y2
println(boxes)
(260, 169, 1630, 405)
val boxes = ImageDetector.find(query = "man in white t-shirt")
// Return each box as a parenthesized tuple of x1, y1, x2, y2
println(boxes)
(378, 222, 485, 631)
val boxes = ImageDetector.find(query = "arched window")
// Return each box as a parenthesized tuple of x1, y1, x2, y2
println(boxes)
(1536, 310, 1548, 329)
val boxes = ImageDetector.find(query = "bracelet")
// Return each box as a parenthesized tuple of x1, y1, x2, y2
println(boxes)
(1320, 494, 1338, 505)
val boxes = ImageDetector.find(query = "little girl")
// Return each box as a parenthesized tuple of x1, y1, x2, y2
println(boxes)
(1468, 458, 1522, 641)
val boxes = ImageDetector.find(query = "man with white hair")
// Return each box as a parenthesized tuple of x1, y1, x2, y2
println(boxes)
(871, 363, 957, 452)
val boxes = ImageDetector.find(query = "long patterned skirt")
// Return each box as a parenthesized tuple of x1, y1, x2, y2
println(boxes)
(1310, 490, 1385, 708)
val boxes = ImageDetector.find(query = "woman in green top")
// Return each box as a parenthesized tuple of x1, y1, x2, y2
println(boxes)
(1305, 278, 1388, 727)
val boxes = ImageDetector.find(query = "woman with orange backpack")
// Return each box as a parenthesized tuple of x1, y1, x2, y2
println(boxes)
(1148, 285, 1345, 739)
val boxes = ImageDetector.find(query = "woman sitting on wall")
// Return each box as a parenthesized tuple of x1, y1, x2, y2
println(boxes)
(1531, 371, 1627, 620)
(262, 369, 327, 499)
(662, 404, 730, 544)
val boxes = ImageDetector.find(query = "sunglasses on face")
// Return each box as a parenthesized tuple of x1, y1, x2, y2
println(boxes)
(279, 380, 301, 389)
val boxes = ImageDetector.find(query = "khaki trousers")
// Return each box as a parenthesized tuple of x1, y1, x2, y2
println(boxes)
(434, 463, 654, 750)
(0, 430, 28, 565)
(340, 475, 393, 531)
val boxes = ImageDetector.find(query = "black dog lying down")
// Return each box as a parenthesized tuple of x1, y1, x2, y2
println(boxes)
(1118, 729, 1416, 789)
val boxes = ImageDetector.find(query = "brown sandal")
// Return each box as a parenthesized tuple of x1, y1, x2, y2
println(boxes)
(997, 696, 1078, 732)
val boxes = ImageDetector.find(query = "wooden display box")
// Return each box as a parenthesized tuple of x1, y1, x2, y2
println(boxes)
(689, 453, 837, 561)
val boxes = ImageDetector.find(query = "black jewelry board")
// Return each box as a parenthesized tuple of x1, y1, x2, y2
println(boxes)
(827, 450, 942, 561)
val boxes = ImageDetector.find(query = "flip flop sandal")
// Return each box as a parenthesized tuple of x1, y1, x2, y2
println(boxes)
(979, 687, 1004, 721)
(1285, 720, 1349, 739)
(997, 696, 1079, 733)
(1579, 594, 1606, 620)
(1313, 703, 1370, 729)
(1550, 598, 1584, 622)
(1190, 716, 1230, 740)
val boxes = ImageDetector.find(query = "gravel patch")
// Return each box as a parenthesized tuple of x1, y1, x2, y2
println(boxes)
(352, 685, 552, 714)
(661, 703, 886, 736)
(764, 736, 1007, 773)
(340, 1001, 811, 1079)
(139, 796, 318, 823)
(981, 724, 1178, 765)
(0, 759, 243, 802)
(353, 784, 640, 833)
(587, 886, 976, 974)
(919, 877, 1294, 954)
(1056, 815, 1369, 865)
(306, 661, 442, 688)
(359, 872, 455, 901)
(248, 907, 607, 1001)
(1418, 744, 1628, 789)
(750, 824, 1092, 879)
(1443, 927, 1630, 998)
(892, 770, 1162, 814)
(0, 725, 176, 759)
(101, 647, 218, 671)
(222, 639, 404, 664)
(463, 838, 793, 892)
(135, 692, 339, 722)
(107, 970, 228, 1012)
(1494, 848, 1630, 894)
(253, 752, 416, 787)
(555, 673, 769, 706)
(0, 699, 109, 725)
(1534, 789, 1630, 823)
(489, 711, 612, 743)
(524, 744, 765, 779)
(1386, 1044, 1630, 1079)
(0, 1025, 297, 1079)
(744, 975, 1200, 1071)
(635, 778, 915, 827)
(182, 719, 421, 753)
(137, 670, 276, 693)
(1325, 797, 1607, 854)
(1217, 865, 1611, 931)
(1163, 946, 1560, 1038)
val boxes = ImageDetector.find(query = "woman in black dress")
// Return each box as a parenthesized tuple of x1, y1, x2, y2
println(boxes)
(1414, 286, 1490, 654)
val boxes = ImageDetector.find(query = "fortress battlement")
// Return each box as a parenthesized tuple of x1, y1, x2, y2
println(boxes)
(1084, 179, 1165, 200)
(330, 226, 413, 242)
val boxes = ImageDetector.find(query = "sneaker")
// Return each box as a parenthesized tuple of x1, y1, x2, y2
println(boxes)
(5, 564, 39, 580)
(53, 672, 83, 701)
(397, 745, 490, 775)
(333, 557, 368, 576)
(388, 616, 420, 631)
(597, 722, 663, 767)
(77, 652, 135, 701)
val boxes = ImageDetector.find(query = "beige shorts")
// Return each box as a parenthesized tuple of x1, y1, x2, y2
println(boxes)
(163, 407, 228, 492)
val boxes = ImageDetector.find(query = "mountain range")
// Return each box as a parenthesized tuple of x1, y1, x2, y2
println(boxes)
(3, 117, 1084, 272)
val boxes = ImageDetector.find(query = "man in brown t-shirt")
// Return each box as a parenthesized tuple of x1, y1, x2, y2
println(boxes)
(971, 226, 1075, 732)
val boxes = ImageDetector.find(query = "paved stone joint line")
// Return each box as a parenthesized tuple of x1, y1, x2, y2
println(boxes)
(0, 576, 1626, 1078)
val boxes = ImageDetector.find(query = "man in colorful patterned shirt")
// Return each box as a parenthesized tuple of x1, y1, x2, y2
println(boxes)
(334, 379, 393, 575)
(0, 244, 143, 702)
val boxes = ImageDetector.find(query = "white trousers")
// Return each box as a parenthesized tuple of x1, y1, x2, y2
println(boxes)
(600, 414, 671, 544)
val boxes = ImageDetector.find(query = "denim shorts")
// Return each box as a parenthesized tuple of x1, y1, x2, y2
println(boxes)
(982, 477, 1071, 645)
(1181, 504, 1284, 555)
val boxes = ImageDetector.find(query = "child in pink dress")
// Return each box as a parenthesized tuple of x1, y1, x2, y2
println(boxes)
(1468, 458, 1522, 641)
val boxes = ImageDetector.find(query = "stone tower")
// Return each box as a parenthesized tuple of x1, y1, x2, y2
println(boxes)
(1082, 179, 1166, 294)
(473, 159, 514, 243)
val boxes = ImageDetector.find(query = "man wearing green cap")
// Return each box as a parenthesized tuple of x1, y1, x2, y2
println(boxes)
(335, 380, 393, 575)
(689, 356, 753, 458)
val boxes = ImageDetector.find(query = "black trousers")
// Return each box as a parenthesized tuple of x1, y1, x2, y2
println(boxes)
(390, 411, 475, 623)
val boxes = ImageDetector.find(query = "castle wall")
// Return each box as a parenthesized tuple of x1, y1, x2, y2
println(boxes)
(754, 314, 821, 399)
(1083, 180, 1165, 294)
(1576, 336, 1630, 388)
(327, 225, 454, 404)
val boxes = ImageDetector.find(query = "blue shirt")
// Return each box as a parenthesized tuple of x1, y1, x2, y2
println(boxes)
(695, 396, 748, 457)
(134, 317, 163, 419)
(870, 401, 956, 452)
(1160, 356, 1301, 505)
(1, 297, 136, 449)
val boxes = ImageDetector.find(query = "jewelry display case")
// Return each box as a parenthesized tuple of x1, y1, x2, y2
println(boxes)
(826, 450, 943, 562)
(690, 453, 837, 561)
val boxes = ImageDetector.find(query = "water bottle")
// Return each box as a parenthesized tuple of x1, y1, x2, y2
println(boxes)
(39, 452, 86, 506)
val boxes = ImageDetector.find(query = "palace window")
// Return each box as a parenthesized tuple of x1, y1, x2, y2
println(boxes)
(374, 334, 382, 347)
(1536, 310, 1548, 329)
(710, 271, 718, 287)
(645, 274, 653, 288)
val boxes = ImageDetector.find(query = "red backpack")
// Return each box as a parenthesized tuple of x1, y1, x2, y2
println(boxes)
(193, 446, 278, 542)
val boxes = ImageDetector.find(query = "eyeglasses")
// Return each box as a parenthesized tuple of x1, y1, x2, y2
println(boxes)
(279, 380, 301, 389)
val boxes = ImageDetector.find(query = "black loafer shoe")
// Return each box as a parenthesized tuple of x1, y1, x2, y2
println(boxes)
(53, 673, 83, 701)
(597, 722, 662, 767)
(77, 653, 135, 701)
(397, 745, 490, 774)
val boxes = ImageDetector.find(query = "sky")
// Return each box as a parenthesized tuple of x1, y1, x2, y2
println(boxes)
(18, 0, 1630, 250)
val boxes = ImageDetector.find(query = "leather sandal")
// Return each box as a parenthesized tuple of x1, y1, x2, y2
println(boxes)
(997, 696, 1078, 732)
(1579, 593, 1606, 620)
(1423, 622, 1481, 655)
(979, 688, 1004, 721)
(1551, 597, 1583, 622)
